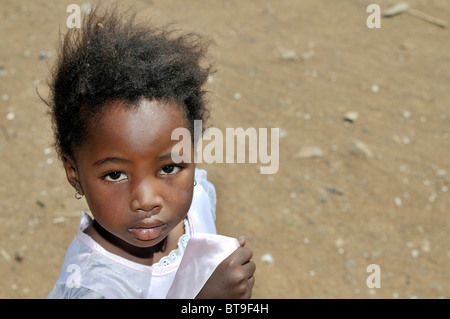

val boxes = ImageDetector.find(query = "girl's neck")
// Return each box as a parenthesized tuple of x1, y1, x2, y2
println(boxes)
(84, 219, 185, 266)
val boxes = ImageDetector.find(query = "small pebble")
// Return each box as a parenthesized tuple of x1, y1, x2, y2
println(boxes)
(334, 237, 345, 248)
(279, 49, 299, 62)
(279, 128, 288, 138)
(6, 112, 15, 120)
(382, 2, 410, 17)
(52, 217, 66, 224)
(402, 136, 411, 145)
(296, 146, 324, 159)
(402, 110, 411, 119)
(371, 84, 380, 93)
(428, 193, 437, 203)
(436, 169, 447, 178)
(411, 249, 419, 258)
(392, 135, 402, 144)
(421, 240, 431, 252)
(327, 186, 343, 195)
(351, 140, 374, 158)
(261, 253, 274, 264)
(394, 197, 402, 207)
(0, 249, 11, 262)
(39, 50, 52, 59)
(81, 2, 93, 14)
(14, 251, 24, 263)
(300, 50, 315, 61)
(36, 200, 45, 208)
(344, 111, 359, 123)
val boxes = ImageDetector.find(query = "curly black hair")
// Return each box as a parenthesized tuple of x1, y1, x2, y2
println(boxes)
(45, 4, 213, 162)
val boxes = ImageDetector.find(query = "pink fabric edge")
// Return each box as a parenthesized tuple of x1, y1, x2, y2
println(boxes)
(166, 233, 239, 298)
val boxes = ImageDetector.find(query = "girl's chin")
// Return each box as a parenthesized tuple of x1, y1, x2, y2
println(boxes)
(125, 233, 169, 249)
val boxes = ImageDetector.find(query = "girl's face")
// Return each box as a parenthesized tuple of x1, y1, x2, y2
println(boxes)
(64, 99, 195, 254)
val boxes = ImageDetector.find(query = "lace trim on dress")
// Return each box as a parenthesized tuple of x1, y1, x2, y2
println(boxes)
(153, 218, 191, 267)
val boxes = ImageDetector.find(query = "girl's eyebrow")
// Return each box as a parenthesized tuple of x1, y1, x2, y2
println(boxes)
(158, 152, 174, 159)
(93, 157, 131, 167)
(93, 152, 180, 167)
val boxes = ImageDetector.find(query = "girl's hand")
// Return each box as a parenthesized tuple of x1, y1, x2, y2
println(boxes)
(195, 239, 256, 299)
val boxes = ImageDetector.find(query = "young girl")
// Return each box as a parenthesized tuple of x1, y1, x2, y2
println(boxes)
(46, 5, 255, 299)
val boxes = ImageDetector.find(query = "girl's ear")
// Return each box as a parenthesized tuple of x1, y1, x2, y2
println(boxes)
(62, 154, 83, 194)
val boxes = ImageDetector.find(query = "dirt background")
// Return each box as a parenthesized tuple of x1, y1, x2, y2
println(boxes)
(0, 0, 449, 299)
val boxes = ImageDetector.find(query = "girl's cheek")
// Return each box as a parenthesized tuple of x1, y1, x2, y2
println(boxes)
(171, 182, 194, 213)
(86, 185, 127, 216)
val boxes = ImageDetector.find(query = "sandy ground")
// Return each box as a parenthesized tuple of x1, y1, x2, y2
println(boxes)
(0, 0, 449, 299)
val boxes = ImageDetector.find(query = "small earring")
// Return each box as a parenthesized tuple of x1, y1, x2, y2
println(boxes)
(75, 190, 84, 200)
(193, 179, 197, 187)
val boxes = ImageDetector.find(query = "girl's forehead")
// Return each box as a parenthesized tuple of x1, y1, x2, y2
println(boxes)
(97, 98, 187, 129)
(80, 99, 189, 159)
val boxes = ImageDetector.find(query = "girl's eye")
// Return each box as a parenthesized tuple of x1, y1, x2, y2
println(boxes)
(103, 171, 127, 182)
(160, 165, 181, 175)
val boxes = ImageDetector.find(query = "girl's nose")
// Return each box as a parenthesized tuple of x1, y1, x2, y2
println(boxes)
(130, 177, 163, 213)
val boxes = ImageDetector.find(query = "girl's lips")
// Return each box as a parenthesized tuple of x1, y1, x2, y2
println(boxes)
(128, 224, 168, 241)
(128, 218, 168, 241)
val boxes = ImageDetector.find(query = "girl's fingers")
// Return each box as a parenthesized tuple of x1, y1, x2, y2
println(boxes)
(231, 246, 253, 265)
(242, 259, 256, 278)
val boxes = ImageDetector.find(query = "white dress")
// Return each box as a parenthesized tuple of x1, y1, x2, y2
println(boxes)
(47, 169, 239, 299)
